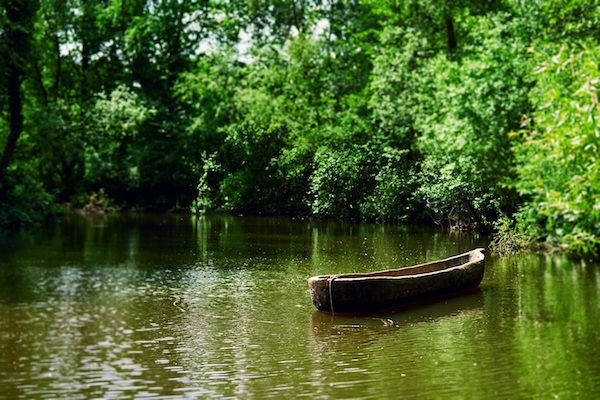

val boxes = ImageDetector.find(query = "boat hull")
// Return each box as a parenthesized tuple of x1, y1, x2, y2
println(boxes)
(308, 248, 485, 312)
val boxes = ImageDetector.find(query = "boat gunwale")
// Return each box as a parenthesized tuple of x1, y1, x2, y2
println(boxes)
(309, 248, 485, 282)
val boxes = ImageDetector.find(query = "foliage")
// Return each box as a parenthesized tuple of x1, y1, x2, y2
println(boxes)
(368, 27, 428, 143)
(489, 215, 528, 255)
(511, 43, 600, 255)
(85, 85, 155, 198)
(191, 152, 219, 214)
(0, 0, 599, 256)
(309, 119, 418, 221)
(309, 144, 366, 219)
(76, 189, 119, 214)
(0, 166, 55, 227)
(357, 145, 418, 222)
(414, 14, 531, 229)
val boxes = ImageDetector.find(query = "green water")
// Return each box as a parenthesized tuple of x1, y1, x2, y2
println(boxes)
(0, 214, 598, 399)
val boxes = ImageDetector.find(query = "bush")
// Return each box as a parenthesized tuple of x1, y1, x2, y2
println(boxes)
(0, 167, 56, 228)
(86, 85, 155, 200)
(512, 43, 600, 255)
(309, 124, 417, 221)
(359, 146, 419, 222)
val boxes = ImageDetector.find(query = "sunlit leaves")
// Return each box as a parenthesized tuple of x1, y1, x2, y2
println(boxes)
(414, 13, 531, 228)
(514, 43, 600, 254)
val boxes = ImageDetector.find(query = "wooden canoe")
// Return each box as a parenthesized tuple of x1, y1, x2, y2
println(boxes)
(308, 248, 485, 312)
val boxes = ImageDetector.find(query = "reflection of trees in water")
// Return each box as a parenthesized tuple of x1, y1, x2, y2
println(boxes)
(191, 215, 488, 276)
(482, 254, 600, 398)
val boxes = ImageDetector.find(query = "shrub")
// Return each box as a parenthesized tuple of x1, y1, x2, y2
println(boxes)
(0, 167, 55, 228)
(512, 43, 600, 255)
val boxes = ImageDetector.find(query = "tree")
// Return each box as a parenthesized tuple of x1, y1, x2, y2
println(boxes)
(0, 0, 37, 183)
(513, 43, 600, 254)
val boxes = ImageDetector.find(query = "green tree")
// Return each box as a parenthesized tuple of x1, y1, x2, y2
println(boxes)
(414, 14, 530, 229)
(0, 0, 37, 182)
(513, 43, 600, 254)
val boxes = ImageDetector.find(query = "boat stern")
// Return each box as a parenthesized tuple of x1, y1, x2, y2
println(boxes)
(308, 276, 331, 312)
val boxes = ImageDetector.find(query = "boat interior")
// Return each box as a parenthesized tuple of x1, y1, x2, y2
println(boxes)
(318, 248, 484, 279)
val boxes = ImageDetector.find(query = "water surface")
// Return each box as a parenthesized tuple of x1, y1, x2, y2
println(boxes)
(0, 214, 598, 399)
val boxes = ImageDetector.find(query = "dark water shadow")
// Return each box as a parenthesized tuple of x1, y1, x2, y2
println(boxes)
(310, 288, 484, 336)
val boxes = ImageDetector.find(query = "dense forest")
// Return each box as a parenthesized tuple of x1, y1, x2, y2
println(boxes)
(0, 0, 598, 254)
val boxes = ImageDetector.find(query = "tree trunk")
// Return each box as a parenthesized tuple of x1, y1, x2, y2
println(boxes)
(444, 9, 457, 53)
(81, 40, 89, 101)
(34, 62, 48, 106)
(53, 34, 61, 98)
(0, 0, 33, 184)
(462, 197, 484, 232)
(0, 64, 24, 183)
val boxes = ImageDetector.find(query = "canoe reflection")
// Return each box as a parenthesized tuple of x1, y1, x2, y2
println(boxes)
(310, 288, 483, 336)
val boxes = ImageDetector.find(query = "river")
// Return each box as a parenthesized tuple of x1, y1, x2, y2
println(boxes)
(0, 214, 598, 398)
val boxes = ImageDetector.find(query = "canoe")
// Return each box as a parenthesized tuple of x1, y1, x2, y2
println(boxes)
(308, 248, 485, 313)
